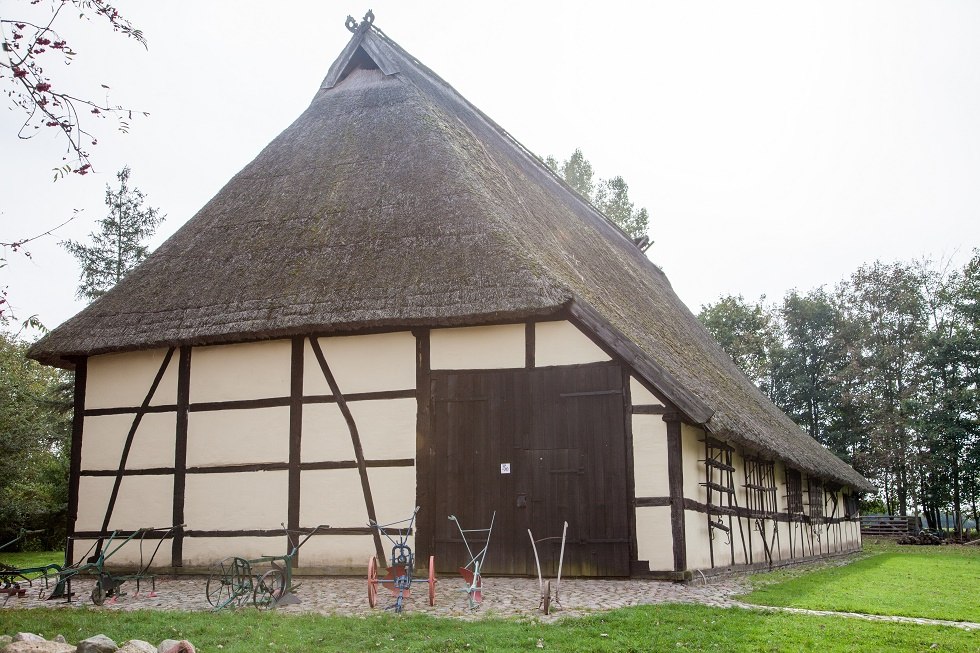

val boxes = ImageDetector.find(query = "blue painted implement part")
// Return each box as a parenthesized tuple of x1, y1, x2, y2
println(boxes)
(448, 511, 495, 609)
(367, 506, 436, 613)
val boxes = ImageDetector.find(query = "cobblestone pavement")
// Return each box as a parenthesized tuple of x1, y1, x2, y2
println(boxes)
(4, 572, 977, 631)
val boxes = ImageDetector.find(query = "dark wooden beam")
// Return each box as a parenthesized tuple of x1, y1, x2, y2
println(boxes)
(567, 299, 714, 425)
(622, 366, 639, 567)
(288, 337, 304, 567)
(66, 356, 87, 565)
(665, 414, 687, 572)
(308, 337, 385, 562)
(81, 458, 416, 477)
(414, 329, 433, 562)
(525, 320, 534, 369)
(172, 346, 191, 567)
(631, 404, 669, 415)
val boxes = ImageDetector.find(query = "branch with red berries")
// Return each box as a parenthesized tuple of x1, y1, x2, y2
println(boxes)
(1, 0, 148, 178)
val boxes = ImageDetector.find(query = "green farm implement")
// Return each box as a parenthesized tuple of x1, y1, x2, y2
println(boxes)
(206, 523, 327, 610)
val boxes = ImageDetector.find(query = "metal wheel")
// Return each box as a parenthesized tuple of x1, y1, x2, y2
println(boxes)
(205, 571, 230, 608)
(427, 555, 436, 606)
(367, 556, 378, 608)
(542, 579, 551, 615)
(253, 569, 286, 610)
(91, 582, 106, 606)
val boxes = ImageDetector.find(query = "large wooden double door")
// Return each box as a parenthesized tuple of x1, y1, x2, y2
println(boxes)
(429, 361, 630, 576)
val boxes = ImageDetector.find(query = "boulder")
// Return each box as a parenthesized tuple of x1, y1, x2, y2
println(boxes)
(159, 642, 194, 653)
(2, 641, 75, 653)
(12, 635, 45, 644)
(117, 642, 156, 653)
(156, 642, 179, 653)
(76, 635, 117, 653)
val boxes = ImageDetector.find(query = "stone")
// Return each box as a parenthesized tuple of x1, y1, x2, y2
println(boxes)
(12, 635, 45, 644)
(2, 642, 75, 653)
(117, 642, 156, 653)
(0, 635, 13, 648)
(52, 638, 67, 645)
(76, 635, 117, 653)
(159, 643, 195, 653)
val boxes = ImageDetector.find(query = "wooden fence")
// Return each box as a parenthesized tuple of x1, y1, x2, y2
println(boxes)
(861, 514, 917, 537)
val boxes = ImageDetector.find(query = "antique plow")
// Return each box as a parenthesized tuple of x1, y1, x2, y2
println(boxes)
(206, 523, 327, 611)
(448, 511, 495, 609)
(527, 521, 568, 615)
(0, 529, 62, 604)
(49, 524, 182, 605)
(367, 506, 436, 613)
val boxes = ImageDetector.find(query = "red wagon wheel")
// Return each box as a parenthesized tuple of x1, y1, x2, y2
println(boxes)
(427, 555, 436, 606)
(367, 556, 378, 608)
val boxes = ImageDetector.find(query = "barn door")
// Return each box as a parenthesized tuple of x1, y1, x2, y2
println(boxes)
(429, 362, 630, 577)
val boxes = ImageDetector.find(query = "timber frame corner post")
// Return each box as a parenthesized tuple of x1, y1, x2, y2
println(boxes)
(66, 356, 88, 566)
(662, 412, 686, 573)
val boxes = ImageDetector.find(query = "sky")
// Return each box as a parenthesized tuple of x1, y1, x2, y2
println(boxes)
(2, 1, 979, 333)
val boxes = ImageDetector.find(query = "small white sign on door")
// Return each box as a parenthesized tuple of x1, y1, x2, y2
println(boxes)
(500, 463, 511, 474)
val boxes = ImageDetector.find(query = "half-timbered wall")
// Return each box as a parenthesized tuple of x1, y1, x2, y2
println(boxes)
(676, 423, 862, 575)
(70, 317, 861, 576)
(74, 332, 417, 571)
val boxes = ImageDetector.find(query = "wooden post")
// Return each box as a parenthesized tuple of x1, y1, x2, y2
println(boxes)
(287, 337, 304, 566)
(664, 413, 686, 573)
(414, 329, 432, 561)
(172, 346, 191, 567)
(66, 357, 87, 566)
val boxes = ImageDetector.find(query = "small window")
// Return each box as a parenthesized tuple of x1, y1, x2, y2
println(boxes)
(844, 493, 859, 517)
(808, 478, 824, 518)
(785, 468, 804, 514)
(744, 457, 777, 514)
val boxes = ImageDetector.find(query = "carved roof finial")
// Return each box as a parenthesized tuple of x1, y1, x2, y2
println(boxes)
(345, 9, 375, 33)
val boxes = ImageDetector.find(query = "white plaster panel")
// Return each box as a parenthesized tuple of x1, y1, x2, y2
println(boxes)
(777, 521, 792, 560)
(632, 415, 669, 497)
(86, 348, 178, 409)
(629, 376, 660, 405)
(80, 413, 176, 470)
(732, 452, 748, 509)
(181, 536, 287, 568)
(302, 404, 357, 462)
(684, 509, 713, 571)
(184, 471, 288, 530)
(299, 534, 376, 569)
(681, 424, 708, 503)
(304, 332, 416, 395)
(534, 320, 610, 367)
(190, 340, 291, 403)
(634, 506, 673, 571)
(367, 467, 417, 524)
(352, 399, 416, 461)
(300, 469, 369, 527)
(430, 324, 524, 370)
(75, 475, 174, 532)
(186, 407, 289, 467)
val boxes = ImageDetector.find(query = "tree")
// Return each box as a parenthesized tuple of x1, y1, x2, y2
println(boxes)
(594, 176, 650, 241)
(544, 149, 651, 241)
(0, 329, 72, 549)
(698, 294, 785, 404)
(1, 0, 147, 176)
(61, 166, 164, 301)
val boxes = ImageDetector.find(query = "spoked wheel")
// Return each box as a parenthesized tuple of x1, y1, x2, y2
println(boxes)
(205, 571, 229, 608)
(542, 579, 552, 616)
(367, 556, 378, 608)
(91, 583, 107, 606)
(427, 555, 436, 606)
(253, 569, 286, 610)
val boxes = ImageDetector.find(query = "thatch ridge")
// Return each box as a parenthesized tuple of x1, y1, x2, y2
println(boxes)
(29, 24, 872, 492)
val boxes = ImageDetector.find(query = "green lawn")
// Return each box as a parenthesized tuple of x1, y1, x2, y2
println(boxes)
(0, 550, 63, 571)
(1, 604, 978, 653)
(742, 541, 980, 623)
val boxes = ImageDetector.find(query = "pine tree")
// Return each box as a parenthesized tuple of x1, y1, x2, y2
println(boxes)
(61, 167, 164, 301)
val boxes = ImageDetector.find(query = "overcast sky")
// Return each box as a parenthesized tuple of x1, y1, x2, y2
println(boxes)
(2, 1, 978, 333)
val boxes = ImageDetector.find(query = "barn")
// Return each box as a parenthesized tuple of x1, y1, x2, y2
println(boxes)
(28, 15, 874, 580)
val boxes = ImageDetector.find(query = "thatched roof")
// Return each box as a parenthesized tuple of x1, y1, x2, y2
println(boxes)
(29, 20, 873, 492)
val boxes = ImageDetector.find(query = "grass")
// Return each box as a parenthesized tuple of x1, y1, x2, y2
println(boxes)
(743, 540, 980, 623)
(0, 550, 64, 580)
(1, 604, 978, 653)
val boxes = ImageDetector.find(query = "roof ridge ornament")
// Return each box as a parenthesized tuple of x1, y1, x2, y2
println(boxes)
(345, 9, 375, 33)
